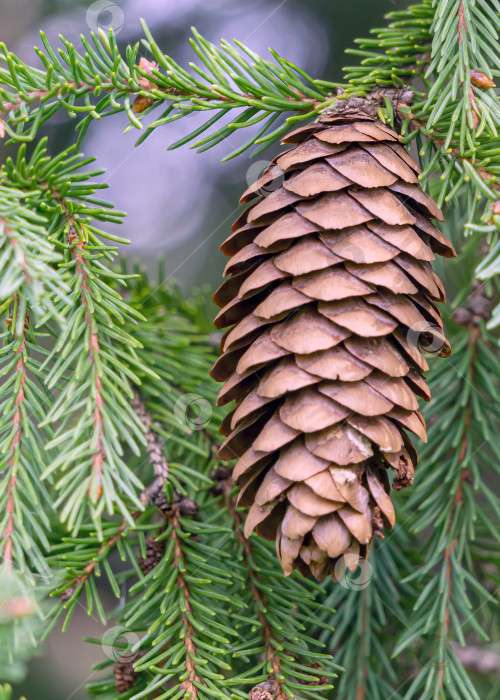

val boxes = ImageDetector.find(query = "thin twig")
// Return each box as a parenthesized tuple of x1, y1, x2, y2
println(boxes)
(69, 228, 105, 502)
(130, 391, 169, 506)
(61, 391, 172, 596)
(74, 519, 132, 588)
(1, 306, 28, 572)
(0, 78, 320, 121)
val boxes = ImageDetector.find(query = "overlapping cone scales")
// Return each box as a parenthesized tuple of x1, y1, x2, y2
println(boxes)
(212, 113, 455, 580)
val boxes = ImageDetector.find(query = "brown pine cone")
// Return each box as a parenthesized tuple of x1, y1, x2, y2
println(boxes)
(211, 111, 456, 580)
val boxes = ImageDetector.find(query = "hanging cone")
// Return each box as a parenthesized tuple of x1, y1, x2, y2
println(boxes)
(211, 110, 455, 581)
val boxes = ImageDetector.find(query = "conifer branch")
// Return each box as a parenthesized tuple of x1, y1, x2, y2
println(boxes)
(49, 391, 171, 610)
(71, 227, 106, 503)
(1, 307, 28, 573)
(219, 477, 287, 700)
(62, 518, 131, 602)
(319, 530, 412, 700)
(1, 3, 500, 694)
(395, 299, 500, 698)
(0, 143, 155, 530)
(0, 27, 332, 159)
(171, 510, 204, 700)
(0, 301, 55, 577)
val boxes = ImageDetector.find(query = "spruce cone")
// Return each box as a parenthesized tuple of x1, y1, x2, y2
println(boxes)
(211, 112, 455, 580)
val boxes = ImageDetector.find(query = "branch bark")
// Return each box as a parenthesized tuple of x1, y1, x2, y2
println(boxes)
(1, 307, 28, 572)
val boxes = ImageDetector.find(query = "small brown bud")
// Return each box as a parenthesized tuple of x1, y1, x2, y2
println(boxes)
(471, 108, 480, 129)
(470, 69, 496, 90)
(67, 230, 79, 245)
(398, 89, 415, 105)
(138, 57, 159, 90)
(133, 95, 155, 114)
(155, 492, 174, 517)
(491, 201, 500, 217)
(452, 283, 492, 327)
(249, 680, 279, 700)
(304, 662, 328, 686)
(468, 292, 490, 317)
(139, 57, 157, 76)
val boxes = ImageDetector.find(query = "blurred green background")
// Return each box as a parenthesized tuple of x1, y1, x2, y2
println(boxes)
(0, 0, 406, 697)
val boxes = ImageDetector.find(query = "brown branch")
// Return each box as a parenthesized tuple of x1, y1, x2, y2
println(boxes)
(42, 185, 106, 503)
(130, 391, 170, 506)
(69, 230, 105, 502)
(172, 511, 203, 700)
(0, 80, 154, 117)
(1, 307, 28, 572)
(0, 205, 37, 571)
(219, 477, 287, 700)
(61, 393, 175, 598)
(456, 1, 481, 128)
(0, 76, 320, 124)
(74, 519, 131, 590)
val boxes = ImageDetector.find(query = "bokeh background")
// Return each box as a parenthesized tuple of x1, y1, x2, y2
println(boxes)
(0, 0, 405, 697)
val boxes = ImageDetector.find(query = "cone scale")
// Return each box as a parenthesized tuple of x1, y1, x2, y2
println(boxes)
(211, 111, 455, 581)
